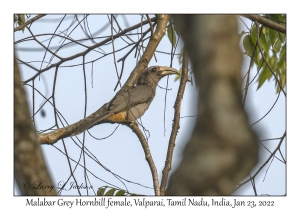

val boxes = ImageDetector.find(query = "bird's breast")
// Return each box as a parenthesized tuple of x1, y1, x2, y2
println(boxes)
(126, 102, 150, 122)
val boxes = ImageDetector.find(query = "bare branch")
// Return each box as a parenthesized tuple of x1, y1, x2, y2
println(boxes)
(146, 14, 154, 37)
(128, 123, 160, 196)
(236, 131, 286, 190)
(37, 15, 171, 144)
(160, 48, 189, 195)
(122, 15, 171, 89)
(22, 16, 157, 84)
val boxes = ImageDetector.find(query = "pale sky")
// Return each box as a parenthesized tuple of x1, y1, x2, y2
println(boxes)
(14, 14, 286, 197)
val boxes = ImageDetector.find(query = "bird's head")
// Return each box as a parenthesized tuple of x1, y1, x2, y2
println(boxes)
(137, 66, 179, 87)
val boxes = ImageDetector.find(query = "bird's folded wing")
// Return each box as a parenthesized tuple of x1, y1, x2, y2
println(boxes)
(107, 85, 155, 114)
(74, 85, 155, 134)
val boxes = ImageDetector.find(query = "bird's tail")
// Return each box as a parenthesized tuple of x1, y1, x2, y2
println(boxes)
(73, 112, 112, 135)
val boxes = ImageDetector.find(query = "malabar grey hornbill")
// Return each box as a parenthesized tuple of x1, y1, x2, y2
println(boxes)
(76, 66, 179, 133)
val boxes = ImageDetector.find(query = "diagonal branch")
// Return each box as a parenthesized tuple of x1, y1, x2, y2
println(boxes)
(22, 16, 158, 84)
(241, 14, 286, 34)
(236, 131, 286, 190)
(14, 14, 47, 32)
(160, 48, 189, 195)
(128, 123, 160, 195)
(38, 15, 171, 144)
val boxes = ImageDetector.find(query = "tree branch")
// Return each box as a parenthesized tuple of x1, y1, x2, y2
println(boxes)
(14, 14, 46, 32)
(37, 15, 171, 144)
(236, 131, 286, 190)
(128, 123, 160, 195)
(122, 15, 171, 89)
(241, 14, 286, 34)
(160, 48, 189, 195)
(22, 16, 157, 85)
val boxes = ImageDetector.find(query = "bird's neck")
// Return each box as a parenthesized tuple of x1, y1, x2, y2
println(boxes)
(139, 82, 158, 92)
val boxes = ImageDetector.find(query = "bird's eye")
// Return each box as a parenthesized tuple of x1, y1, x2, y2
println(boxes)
(151, 67, 157, 72)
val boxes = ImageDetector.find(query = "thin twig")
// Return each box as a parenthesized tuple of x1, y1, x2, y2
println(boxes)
(249, 174, 257, 196)
(25, 78, 150, 191)
(128, 123, 160, 196)
(251, 91, 281, 127)
(236, 131, 286, 190)
(22, 17, 157, 84)
(109, 15, 122, 90)
(146, 14, 154, 37)
(242, 26, 262, 106)
(37, 15, 171, 145)
(160, 48, 189, 195)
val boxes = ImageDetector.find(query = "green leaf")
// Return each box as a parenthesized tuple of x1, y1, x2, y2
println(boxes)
(273, 39, 282, 52)
(167, 23, 176, 47)
(276, 72, 286, 93)
(262, 26, 267, 35)
(17, 14, 25, 32)
(18, 14, 25, 24)
(174, 68, 182, 82)
(278, 66, 286, 93)
(277, 59, 285, 72)
(280, 43, 286, 59)
(242, 15, 286, 94)
(243, 35, 255, 57)
(178, 48, 184, 64)
(256, 56, 264, 70)
(276, 14, 286, 23)
(271, 51, 278, 74)
(278, 31, 286, 42)
(269, 51, 275, 65)
(97, 187, 107, 196)
(115, 190, 125, 196)
(269, 28, 278, 47)
(238, 30, 246, 41)
(257, 64, 272, 90)
(250, 23, 258, 44)
(278, 60, 286, 83)
(260, 32, 269, 54)
(104, 188, 116, 196)
(277, 59, 286, 75)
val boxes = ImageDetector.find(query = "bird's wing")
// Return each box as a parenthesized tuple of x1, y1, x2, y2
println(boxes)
(107, 85, 155, 114)
(74, 85, 154, 134)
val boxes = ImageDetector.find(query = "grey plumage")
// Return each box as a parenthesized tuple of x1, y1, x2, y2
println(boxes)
(76, 66, 179, 133)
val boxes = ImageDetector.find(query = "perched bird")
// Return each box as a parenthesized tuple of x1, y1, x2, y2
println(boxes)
(77, 66, 179, 133)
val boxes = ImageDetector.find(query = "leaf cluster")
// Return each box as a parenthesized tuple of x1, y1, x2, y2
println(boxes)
(97, 186, 140, 196)
(167, 21, 196, 86)
(241, 15, 286, 93)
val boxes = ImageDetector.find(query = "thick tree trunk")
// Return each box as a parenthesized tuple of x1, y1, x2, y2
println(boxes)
(14, 56, 56, 195)
(167, 15, 259, 195)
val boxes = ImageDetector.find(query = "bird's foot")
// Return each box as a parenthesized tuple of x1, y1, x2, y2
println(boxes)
(129, 121, 138, 127)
